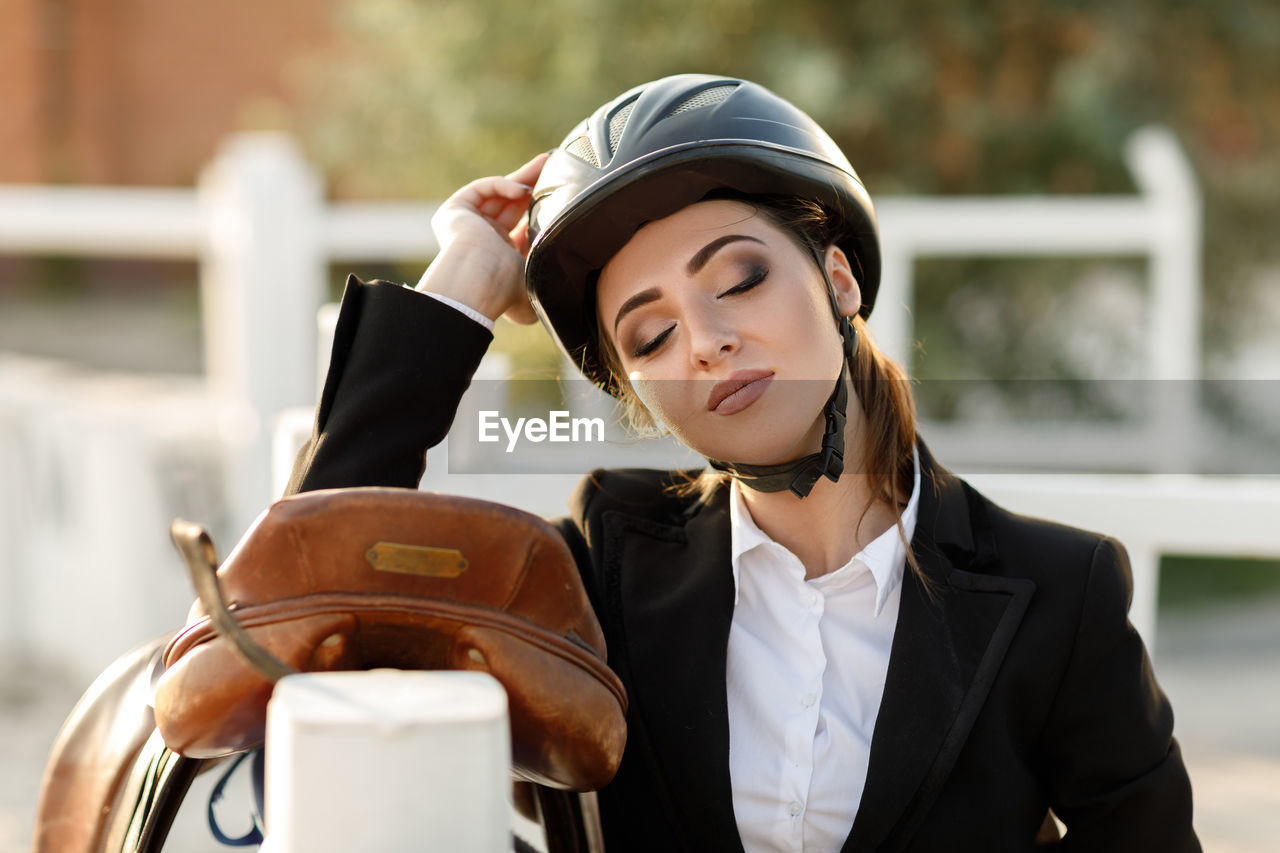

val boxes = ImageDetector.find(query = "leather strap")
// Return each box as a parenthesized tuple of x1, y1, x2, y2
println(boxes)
(170, 519, 296, 682)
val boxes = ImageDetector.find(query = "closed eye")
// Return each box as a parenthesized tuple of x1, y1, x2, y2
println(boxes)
(632, 324, 675, 359)
(629, 266, 767, 359)
(718, 266, 767, 298)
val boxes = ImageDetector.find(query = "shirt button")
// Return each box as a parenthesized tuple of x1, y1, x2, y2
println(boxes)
(801, 692, 817, 708)
(787, 800, 803, 817)
(807, 591, 820, 607)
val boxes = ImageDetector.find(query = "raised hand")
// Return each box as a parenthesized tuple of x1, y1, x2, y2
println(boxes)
(416, 152, 550, 325)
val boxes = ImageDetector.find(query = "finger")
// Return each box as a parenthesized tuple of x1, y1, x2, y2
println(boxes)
(509, 214, 532, 258)
(448, 176, 533, 213)
(505, 152, 551, 188)
(476, 196, 529, 236)
(477, 195, 512, 220)
(491, 196, 529, 233)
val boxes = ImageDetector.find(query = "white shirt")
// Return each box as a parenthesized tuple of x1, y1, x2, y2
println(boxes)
(726, 446, 921, 852)
(419, 288, 496, 331)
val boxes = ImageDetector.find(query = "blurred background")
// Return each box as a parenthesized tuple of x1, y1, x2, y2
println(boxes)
(1, 0, 1277, 850)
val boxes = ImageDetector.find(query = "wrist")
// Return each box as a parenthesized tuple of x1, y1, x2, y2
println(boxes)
(415, 242, 517, 321)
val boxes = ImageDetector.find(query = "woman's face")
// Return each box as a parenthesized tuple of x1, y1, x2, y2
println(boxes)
(596, 199, 861, 465)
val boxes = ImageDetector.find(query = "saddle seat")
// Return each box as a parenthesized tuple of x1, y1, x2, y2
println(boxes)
(155, 487, 627, 792)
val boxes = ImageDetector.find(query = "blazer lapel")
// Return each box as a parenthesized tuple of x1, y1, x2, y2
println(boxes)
(602, 443, 1034, 853)
(843, 443, 1035, 853)
(606, 491, 745, 852)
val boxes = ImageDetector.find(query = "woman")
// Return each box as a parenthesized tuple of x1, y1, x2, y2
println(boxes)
(287, 75, 1199, 851)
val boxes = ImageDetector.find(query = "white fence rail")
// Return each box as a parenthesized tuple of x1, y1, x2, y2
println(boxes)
(875, 127, 1204, 474)
(0, 135, 442, 543)
(874, 127, 1201, 381)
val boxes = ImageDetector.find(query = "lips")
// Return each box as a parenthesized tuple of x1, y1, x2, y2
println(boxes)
(707, 369, 775, 415)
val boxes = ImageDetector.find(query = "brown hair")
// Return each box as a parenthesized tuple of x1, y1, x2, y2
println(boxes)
(594, 196, 922, 578)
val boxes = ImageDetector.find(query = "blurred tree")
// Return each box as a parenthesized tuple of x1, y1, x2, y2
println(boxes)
(297, 0, 1277, 199)
(291, 0, 1279, 430)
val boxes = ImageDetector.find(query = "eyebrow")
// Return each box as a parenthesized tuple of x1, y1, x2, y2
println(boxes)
(687, 234, 764, 275)
(613, 288, 661, 335)
(612, 234, 766, 334)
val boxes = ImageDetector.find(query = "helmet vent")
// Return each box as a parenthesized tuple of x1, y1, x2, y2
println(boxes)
(667, 84, 739, 117)
(565, 136, 599, 167)
(607, 101, 636, 156)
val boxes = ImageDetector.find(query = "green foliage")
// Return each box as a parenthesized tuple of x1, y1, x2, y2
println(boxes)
(298, 0, 1278, 198)
(910, 255, 1150, 416)
(1159, 555, 1280, 609)
(293, 0, 1279, 395)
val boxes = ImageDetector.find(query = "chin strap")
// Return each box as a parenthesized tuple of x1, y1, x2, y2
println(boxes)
(707, 248, 859, 499)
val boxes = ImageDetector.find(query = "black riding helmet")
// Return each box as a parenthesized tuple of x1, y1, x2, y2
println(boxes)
(525, 74, 881, 497)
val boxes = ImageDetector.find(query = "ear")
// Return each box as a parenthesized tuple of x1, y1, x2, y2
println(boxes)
(823, 245, 861, 317)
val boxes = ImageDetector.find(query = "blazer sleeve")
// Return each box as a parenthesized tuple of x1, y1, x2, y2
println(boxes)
(1039, 536, 1200, 851)
(285, 275, 494, 496)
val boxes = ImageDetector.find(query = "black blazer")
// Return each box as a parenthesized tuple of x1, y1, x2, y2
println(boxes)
(288, 277, 1199, 852)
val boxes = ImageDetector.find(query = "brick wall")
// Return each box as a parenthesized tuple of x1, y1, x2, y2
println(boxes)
(0, 0, 332, 186)
(0, 0, 45, 183)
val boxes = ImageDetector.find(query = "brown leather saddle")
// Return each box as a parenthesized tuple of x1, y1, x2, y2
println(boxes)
(34, 488, 627, 852)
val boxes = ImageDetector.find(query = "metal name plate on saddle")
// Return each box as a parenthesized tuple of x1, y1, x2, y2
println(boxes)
(156, 487, 627, 792)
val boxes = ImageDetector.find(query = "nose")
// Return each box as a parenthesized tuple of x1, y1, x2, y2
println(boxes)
(685, 304, 739, 369)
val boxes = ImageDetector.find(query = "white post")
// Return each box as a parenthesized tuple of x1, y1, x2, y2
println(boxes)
(1127, 127, 1203, 474)
(269, 302, 340, 499)
(315, 302, 340, 403)
(867, 234, 914, 369)
(1123, 539, 1160, 654)
(263, 670, 511, 853)
(1127, 127, 1202, 385)
(199, 133, 326, 534)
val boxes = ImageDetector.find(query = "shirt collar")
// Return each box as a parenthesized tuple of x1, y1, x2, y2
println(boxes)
(729, 443, 922, 616)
